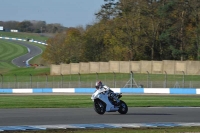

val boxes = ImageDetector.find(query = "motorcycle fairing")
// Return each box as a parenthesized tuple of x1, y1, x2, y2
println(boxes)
(91, 89, 119, 112)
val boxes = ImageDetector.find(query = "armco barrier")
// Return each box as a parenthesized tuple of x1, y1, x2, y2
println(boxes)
(0, 36, 47, 45)
(0, 88, 200, 94)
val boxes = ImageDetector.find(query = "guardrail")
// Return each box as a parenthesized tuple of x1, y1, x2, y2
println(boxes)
(0, 36, 48, 45)
(0, 88, 199, 94)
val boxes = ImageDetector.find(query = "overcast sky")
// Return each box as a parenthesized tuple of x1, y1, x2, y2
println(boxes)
(0, 0, 105, 27)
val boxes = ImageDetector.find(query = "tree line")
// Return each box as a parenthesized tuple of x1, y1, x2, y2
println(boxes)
(41, 0, 200, 64)
(0, 20, 67, 33)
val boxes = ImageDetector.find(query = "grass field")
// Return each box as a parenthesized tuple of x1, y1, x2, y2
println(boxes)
(0, 95, 200, 108)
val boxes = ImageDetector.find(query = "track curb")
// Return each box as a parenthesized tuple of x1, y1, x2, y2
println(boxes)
(0, 123, 200, 131)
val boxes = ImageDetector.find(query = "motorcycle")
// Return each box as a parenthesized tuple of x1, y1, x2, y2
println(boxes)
(91, 86, 128, 115)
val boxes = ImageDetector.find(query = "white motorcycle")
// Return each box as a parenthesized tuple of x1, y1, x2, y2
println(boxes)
(91, 86, 128, 115)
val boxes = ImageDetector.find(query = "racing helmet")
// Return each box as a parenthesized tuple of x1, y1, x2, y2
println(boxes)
(95, 81, 103, 89)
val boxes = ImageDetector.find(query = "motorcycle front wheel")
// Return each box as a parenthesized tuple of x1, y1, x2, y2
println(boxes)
(118, 100, 128, 114)
(93, 99, 106, 115)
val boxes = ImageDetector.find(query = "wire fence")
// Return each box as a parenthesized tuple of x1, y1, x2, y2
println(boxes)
(0, 72, 200, 88)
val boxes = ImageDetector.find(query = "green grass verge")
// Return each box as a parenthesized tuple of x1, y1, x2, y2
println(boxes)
(27, 42, 49, 66)
(0, 95, 200, 108)
(1, 67, 50, 76)
(133, 73, 200, 81)
(0, 39, 28, 72)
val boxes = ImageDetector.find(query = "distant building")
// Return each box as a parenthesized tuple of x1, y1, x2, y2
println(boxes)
(11, 29, 18, 32)
(0, 26, 3, 31)
(0, 27, 19, 32)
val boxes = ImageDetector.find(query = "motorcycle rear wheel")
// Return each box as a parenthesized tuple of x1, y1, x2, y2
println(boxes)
(94, 99, 106, 115)
(118, 100, 128, 114)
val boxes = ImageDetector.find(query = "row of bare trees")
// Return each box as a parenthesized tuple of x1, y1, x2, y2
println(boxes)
(42, 0, 200, 64)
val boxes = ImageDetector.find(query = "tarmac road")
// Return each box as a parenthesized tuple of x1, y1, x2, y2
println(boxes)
(11, 40, 42, 67)
(0, 107, 199, 126)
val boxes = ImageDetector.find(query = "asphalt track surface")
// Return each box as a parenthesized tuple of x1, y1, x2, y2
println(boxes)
(11, 40, 42, 67)
(0, 107, 199, 126)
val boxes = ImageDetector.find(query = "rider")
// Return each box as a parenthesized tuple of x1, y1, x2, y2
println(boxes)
(95, 81, 119, 102)
(95, 81, 110, 91)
